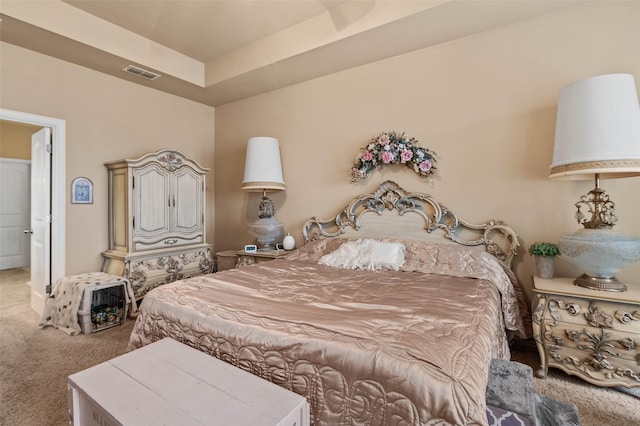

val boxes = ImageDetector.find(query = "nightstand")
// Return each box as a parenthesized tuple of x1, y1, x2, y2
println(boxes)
(215, 249, 283, 271)
(532, 276, 640, 388)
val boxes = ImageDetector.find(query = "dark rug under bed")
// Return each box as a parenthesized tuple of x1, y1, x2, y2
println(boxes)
(486, 358, 581, 426)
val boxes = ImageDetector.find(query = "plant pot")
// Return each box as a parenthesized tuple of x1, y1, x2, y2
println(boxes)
(535, 256, 555, 279)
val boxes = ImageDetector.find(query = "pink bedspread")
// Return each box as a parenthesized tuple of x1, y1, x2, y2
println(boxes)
(127, 241, 528, 426)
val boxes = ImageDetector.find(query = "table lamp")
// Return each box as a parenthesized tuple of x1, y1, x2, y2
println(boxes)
(550, 73, 640, 291)
(242, 136, 285, 249)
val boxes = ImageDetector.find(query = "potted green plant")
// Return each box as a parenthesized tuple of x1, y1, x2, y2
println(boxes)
(529, 242, 560, 279)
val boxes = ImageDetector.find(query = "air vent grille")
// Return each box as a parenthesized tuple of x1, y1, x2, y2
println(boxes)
(121, 65, 161, 80)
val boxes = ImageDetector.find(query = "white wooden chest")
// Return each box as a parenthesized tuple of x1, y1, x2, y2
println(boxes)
(67, 338, 310, 426)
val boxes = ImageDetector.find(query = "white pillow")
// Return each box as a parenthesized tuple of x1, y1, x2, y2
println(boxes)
(362, 240, 406, 271)
(317, 239, 365, 269)
(318, 239, 406, 271)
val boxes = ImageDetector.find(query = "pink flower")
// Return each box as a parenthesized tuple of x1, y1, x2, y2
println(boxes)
(351, 169, 365, 180)
(382, 151, 395, 163)
(378, 134, 390, 145)
(400, 149, 413, 163)
(419, 160, 432, 172)
(362, 151, 373, 161)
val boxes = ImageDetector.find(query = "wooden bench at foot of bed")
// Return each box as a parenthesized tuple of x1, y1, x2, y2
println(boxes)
(67, 338, 309, 426)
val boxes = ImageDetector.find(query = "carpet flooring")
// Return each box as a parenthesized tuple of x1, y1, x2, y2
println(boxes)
(510, 341, 640, 426)
(1, 268, 639, 425)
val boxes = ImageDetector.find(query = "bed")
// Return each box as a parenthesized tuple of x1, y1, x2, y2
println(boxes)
(127, 181, 531, 426)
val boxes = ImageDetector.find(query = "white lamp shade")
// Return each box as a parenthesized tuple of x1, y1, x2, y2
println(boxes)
(550, 73, 640, 180)
(242, 136, 285, 191)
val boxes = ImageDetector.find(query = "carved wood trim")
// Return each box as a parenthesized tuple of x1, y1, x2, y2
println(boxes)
(302, 181, 520, 267)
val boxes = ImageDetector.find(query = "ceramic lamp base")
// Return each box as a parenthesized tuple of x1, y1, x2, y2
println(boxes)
(248, 217, 284, 249)
(573, 273, 627, 292)
(558, 229, 640, 293)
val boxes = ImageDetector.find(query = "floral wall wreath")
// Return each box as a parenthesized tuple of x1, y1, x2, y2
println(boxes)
(350, 131, 438, 183)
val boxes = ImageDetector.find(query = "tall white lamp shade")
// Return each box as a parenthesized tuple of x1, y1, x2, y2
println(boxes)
(550, 73, 640, 180)
(242, 137, 286, 249)
(550, 73, 640, 292)
(242, 137, 285, 191)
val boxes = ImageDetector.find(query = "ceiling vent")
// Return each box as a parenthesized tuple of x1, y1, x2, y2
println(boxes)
(121, 65, 161, 80)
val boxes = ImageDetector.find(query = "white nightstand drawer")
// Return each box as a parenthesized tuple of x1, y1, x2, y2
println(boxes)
(544, 295, 640, 330)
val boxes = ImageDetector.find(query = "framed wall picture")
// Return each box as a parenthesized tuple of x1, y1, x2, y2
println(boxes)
(71, 177, 93, 204)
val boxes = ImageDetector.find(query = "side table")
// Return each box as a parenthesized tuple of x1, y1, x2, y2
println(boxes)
(531, 276, 640, 388)
(216, 249, 283, 271)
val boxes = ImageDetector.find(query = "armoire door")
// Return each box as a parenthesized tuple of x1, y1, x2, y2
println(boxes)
(132, 162, 171, 249)
(171, 166, 204, 240)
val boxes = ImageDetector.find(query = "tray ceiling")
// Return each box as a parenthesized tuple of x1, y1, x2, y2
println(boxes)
(0, 0, 578, 106)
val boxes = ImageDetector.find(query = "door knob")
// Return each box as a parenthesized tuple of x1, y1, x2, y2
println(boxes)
(23, 229, 33, 234)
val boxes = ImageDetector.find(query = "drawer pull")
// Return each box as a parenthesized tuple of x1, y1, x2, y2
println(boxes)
(564, 303, 582, 316)
(615, 310, 640, 325)
(164, 239, 178, 245)
(549, 300, 582, 325)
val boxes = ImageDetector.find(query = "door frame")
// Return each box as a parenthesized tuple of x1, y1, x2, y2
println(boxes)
(0, 108, 66, 313)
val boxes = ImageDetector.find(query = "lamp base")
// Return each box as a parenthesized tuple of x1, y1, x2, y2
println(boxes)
(558, 229, 640, 294)
(573, 273, 627, 292)
(247, 216, 284, 250)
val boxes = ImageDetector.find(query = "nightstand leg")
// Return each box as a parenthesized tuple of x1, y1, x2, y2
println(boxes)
(531, 294, 548, 379)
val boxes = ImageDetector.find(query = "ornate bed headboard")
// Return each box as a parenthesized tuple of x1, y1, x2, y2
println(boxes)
(302, 181, 520, 268)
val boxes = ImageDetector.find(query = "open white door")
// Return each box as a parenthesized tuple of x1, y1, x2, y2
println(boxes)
(1, 108, 66, 315)
(30, 127, 51, 313)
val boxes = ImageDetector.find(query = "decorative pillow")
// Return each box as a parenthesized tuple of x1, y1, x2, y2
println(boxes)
(486, 405, 534, 426)
(284, 238, 348, 262)
(317, 239, 364, 269)
(318, 239, 406, 271)
(361, 240, 406, 271)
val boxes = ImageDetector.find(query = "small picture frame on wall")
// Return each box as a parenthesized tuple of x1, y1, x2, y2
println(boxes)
(71, 177, 93, 204)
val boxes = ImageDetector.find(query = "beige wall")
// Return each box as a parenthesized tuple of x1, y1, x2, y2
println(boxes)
(215, 2, 640, 303)
(0, 42, 216, 275)
(0, 120, 40, 160)
(1, 2, 638, 305)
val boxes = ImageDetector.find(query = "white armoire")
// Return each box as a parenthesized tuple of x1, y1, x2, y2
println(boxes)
(102, 149, 213, 300)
